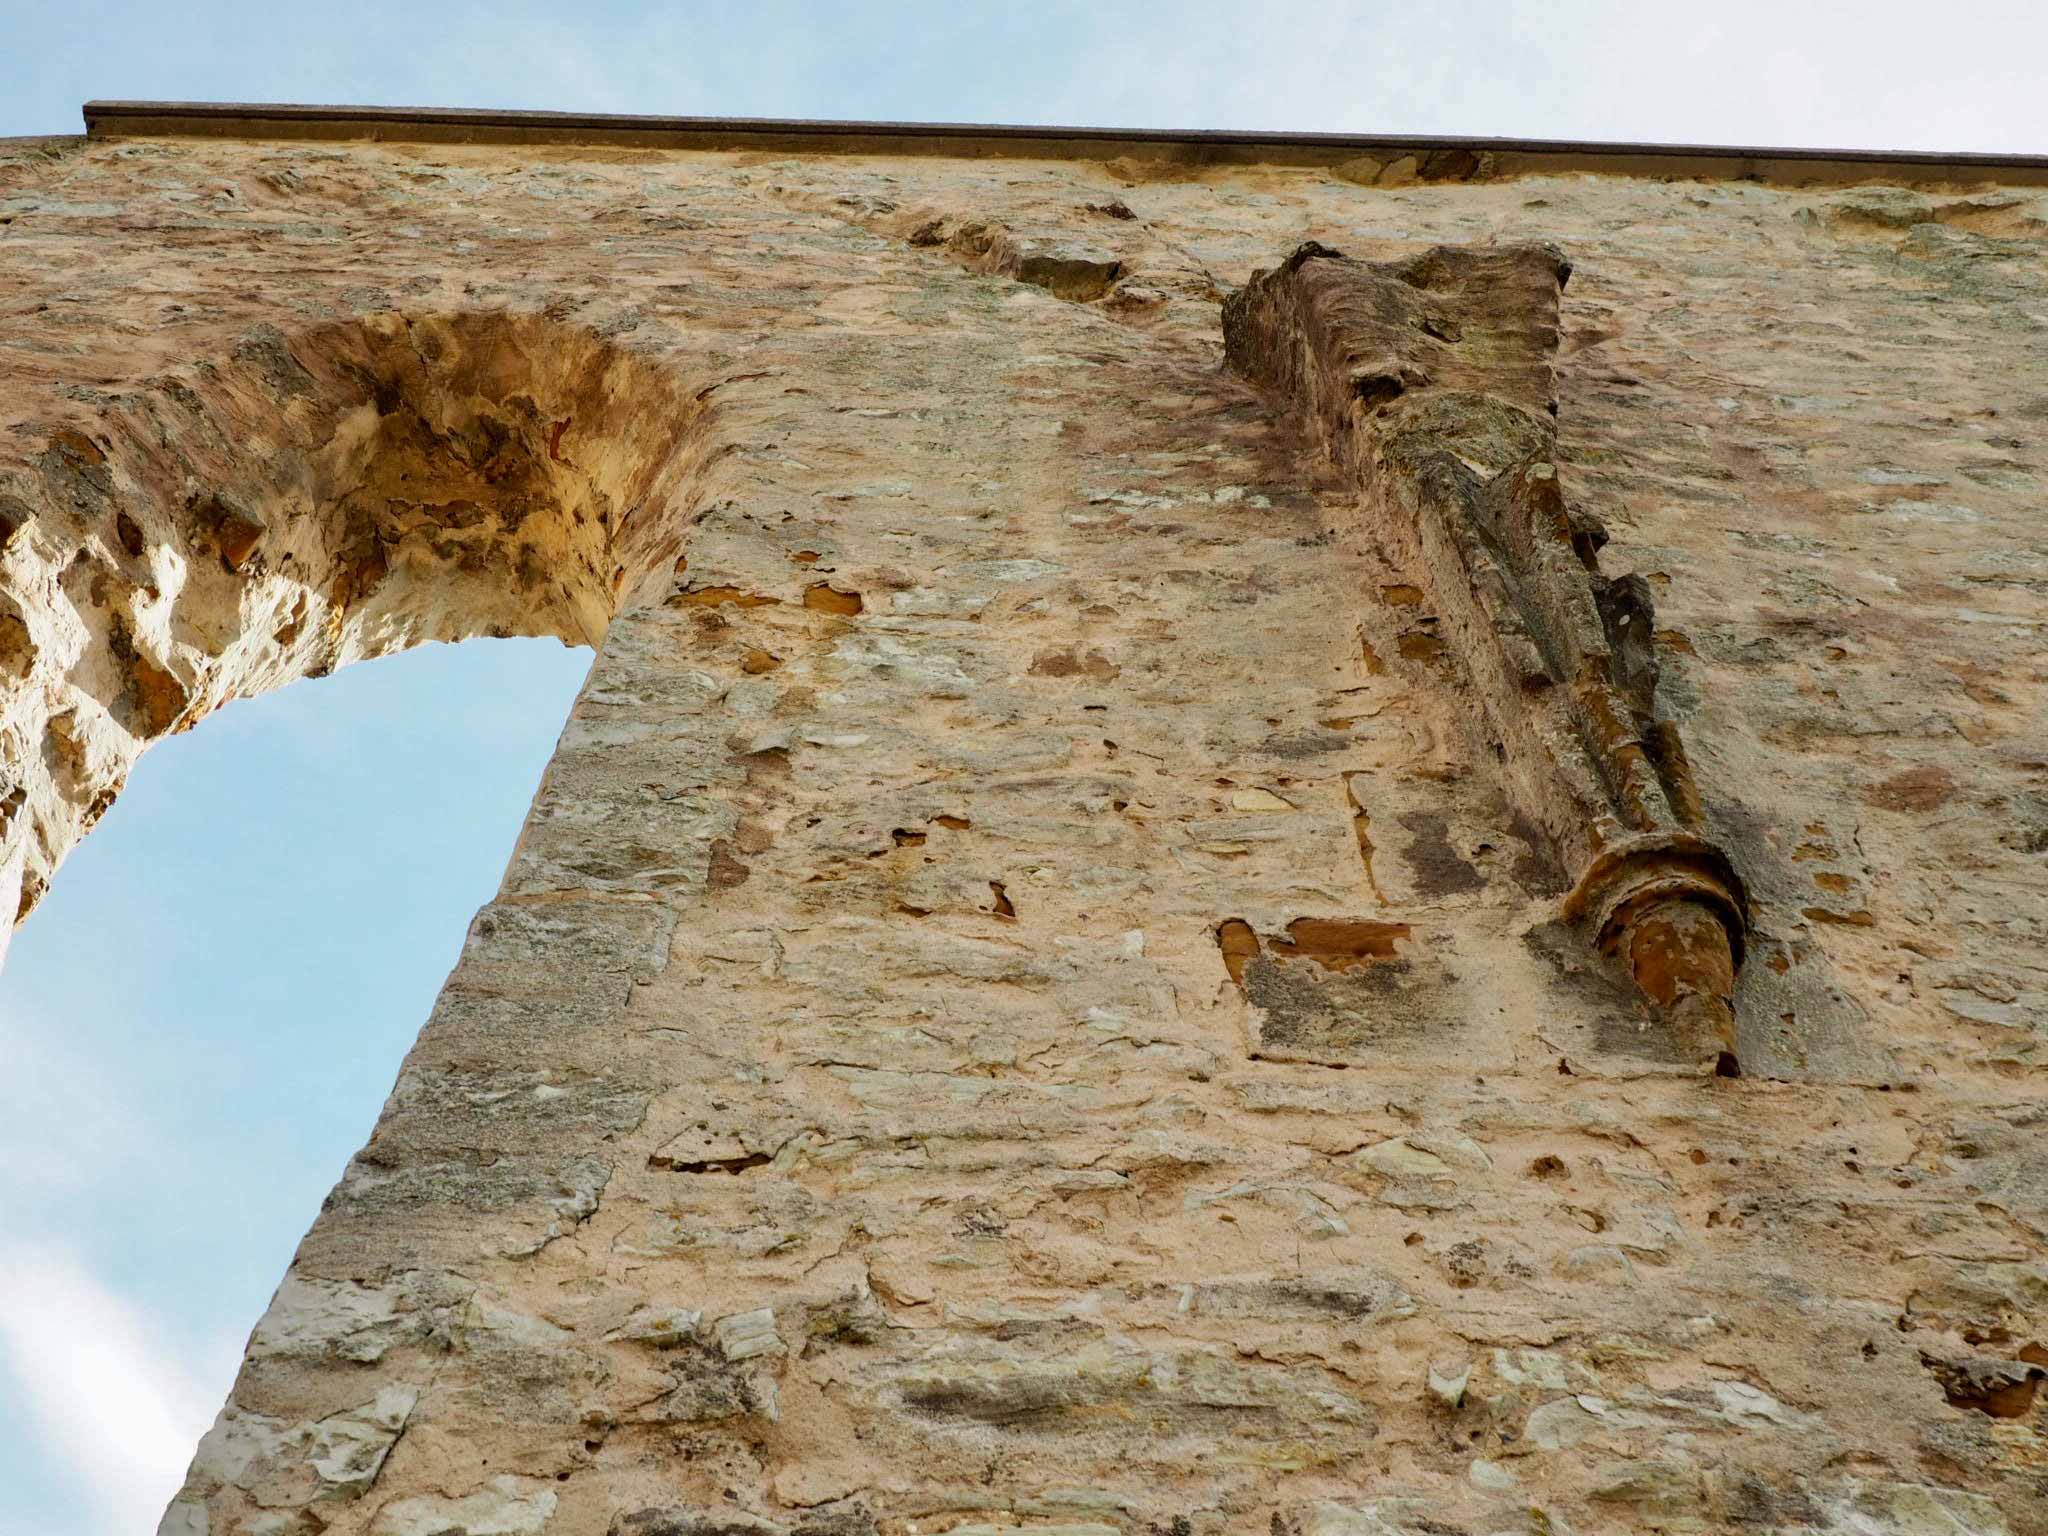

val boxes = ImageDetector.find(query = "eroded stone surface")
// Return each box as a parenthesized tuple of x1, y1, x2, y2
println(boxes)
(1, 128, 2046, 1535)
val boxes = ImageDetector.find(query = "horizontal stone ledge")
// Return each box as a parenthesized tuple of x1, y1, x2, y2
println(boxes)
(74, 100, 2048, 187)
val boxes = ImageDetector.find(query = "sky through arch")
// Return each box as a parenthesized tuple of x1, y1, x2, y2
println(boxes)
(0, 636, 591, 1534)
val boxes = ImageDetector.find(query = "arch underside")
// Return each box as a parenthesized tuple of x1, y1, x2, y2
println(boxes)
(0, 311, 716, 931)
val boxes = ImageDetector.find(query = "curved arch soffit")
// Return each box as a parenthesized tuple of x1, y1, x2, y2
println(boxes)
(0, 310, 718, 937)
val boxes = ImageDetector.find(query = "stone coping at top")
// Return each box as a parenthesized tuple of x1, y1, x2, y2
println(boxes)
(67, 98, 2048, 187)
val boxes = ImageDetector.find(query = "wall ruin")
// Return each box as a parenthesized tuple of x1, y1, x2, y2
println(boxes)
(2, 111, 2046, 1536)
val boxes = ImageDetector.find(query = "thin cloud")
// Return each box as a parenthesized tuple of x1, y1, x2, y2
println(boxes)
(0, 1020, 152, 1211)
(0, 1241, 235, 1535)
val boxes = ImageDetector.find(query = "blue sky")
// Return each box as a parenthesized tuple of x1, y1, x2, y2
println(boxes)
(0, 640, 592, 1532)
(8, 0, 2048, 150)
(3, 3, 2045, 1532)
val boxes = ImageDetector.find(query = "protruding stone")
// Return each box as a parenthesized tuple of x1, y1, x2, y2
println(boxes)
(715, 1307, 782, 1362)
(1427, 1359, 1470, 1411)
(374, 1477, 556, 1536)
(607, 1306, 704, 1346)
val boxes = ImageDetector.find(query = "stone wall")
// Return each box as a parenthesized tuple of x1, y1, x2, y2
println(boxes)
(2, 123, 2046, 1535)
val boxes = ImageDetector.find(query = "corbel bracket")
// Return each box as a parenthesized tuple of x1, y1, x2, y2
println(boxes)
(1224, 242, 1748, 1073)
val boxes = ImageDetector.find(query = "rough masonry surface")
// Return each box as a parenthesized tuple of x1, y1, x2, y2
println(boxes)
(1, 121, 2046, 1536)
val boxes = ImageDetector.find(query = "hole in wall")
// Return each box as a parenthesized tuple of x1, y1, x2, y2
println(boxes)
(1267, 916, 1411, 970)
(1216, 918, 1260, 984)
(803, 583, 863, 615)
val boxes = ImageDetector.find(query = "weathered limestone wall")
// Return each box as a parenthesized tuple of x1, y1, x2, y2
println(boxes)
(2, 127, 2046, 1536)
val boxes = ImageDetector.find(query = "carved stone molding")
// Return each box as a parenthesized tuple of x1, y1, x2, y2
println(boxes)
(1224, 241, 1749, 1072)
